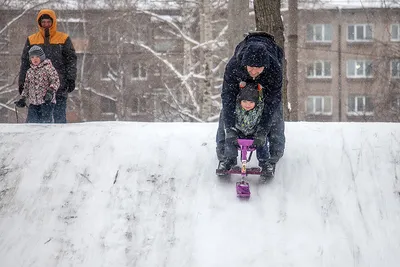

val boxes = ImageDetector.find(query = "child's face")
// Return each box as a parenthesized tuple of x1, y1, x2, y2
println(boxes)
(30, 56, 41, 66)
(241, 100, 256, 111)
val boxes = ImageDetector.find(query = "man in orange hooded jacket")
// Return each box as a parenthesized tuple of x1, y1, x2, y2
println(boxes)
(18, 9, 77, 123)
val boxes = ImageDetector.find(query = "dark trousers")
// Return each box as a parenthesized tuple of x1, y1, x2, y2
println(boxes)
(53, 95, 67, 123)
(216, 105, 285, 164)
(26, 103, 54, 123)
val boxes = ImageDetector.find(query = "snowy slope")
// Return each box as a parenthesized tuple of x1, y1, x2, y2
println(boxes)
(0, 122, 400, 267)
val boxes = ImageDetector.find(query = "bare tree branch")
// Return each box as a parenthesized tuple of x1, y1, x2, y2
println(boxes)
(138, 9, 200, 46)
(0, 0, 56, 35)
(138, 43, 201, 113)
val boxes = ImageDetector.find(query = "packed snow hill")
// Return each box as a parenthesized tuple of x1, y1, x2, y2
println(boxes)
(0, 121, 400, 267)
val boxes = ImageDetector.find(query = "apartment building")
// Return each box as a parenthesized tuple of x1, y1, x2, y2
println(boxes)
(285, 5, 400, 122)
(1, 2, 399, 123)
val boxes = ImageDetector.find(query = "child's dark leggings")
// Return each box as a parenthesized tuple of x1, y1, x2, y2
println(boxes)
(26, 103, 54, 123)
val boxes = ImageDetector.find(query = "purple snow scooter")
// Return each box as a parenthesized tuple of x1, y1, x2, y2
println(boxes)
(216, 139, 261, 198)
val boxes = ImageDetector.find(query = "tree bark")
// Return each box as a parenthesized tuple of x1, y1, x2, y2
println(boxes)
(287, 0, 298, 121)
(253, 0, 290, 120)
(227, 0, 249, 56)
(199, 0, 213, 120)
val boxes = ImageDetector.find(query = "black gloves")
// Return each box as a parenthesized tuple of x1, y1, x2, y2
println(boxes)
(253, 132, 267, 148)
(18, 84, 24, 95)
(66, 79, 76, 93)
(225, 127, 238, 145)
(44, 90, 54, 103)
(14, 97, 26, 108)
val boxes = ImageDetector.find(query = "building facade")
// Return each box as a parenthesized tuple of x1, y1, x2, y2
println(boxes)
(1, 4, 400, 123)
(285, 7, 400, 122)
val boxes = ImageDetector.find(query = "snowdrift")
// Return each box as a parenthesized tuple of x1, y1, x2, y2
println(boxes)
(0, 122, 400, 267)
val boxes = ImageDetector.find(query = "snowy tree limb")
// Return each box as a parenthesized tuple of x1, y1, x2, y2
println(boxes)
(163, 83, 203, 122)
(137, 43, 201, 114)
(138, 9, 200, 46)
(0, 0, 55, 35)
(82, 87, 116, 101)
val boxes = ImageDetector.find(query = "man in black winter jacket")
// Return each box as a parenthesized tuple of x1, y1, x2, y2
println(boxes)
(216, 32, 285, 179)
(18, 9, 77, 123)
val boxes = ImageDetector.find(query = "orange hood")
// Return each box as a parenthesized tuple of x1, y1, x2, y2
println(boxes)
(36, 9, 57, 37)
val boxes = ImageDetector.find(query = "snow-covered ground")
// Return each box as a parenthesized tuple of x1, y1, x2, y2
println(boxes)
(0, 122, 400, 267)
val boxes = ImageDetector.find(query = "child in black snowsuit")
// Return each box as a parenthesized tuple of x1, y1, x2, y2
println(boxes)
(217, 81, 274, 177)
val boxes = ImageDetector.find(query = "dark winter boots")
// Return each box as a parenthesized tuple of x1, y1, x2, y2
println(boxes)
(259, 161, 276, 181)
(217, 158, 237, 173)
(216, 145, 225, 162)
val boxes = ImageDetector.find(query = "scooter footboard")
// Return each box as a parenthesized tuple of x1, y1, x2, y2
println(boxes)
(228, 166, 261, 175)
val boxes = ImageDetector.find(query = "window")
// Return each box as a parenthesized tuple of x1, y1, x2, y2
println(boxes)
(132, 95, 147, 114)
(100, 97, 116, 114)
(101, 25, 118, 42)
(306, 96, 332, 115)
(392, 60, 400, 78)
(58, 19, 85, 39)
(391, 96, 400, 112)
(307, 61, 332, 78)
(58, 19, 88, 52)
(101, 61, 118, 80)
(391, 24, 400, 41)
(347, 24, 373, 42)
(154, 40, 181, 52)
(347, 60, 373, 78)
(347, 95, 373, 115)
(306, 24, 332, 42)
(153, 25, 182, 52)
(68, 22, 85, 38)
(152, 89, 167, 119)
(132, 63, 147, 80)
(132, 25, 148, 44)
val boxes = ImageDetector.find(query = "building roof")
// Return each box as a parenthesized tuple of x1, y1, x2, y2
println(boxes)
(1, 0, 181, 11)
(3, 0, 400, 11)
(281, 0, 400, 10)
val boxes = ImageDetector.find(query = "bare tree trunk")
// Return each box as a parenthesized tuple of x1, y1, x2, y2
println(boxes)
(78, 8, 87, 122)
(253, 0, 290, 120)
(228, 0, 249, 56)
(199, 0, 213, 120)
(113, 49, 126, 121)
(182, 1, 194, 104)
(287, 0, 298, 121)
